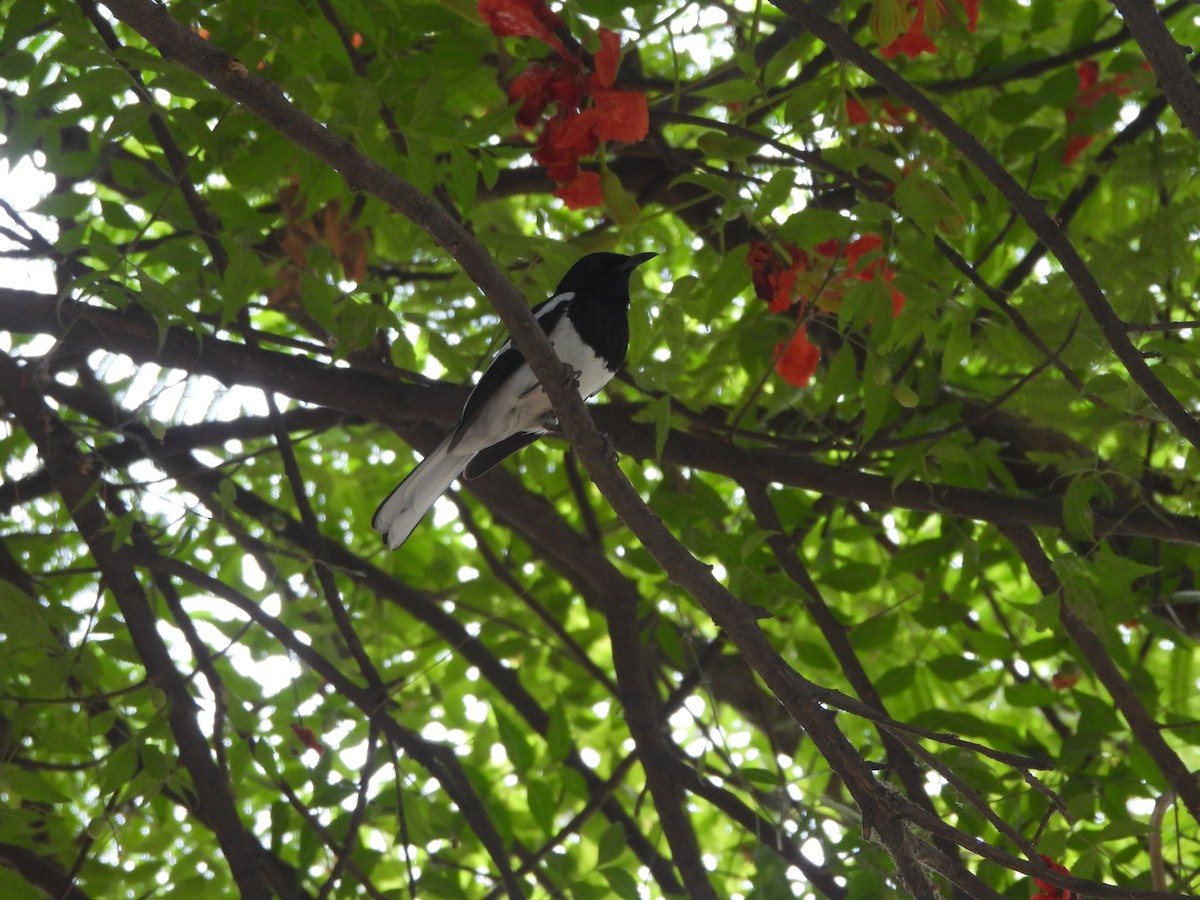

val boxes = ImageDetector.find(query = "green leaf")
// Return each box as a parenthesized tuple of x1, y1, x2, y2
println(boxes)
(875, 663, 916, 697)
(928, 654, 982, 682)
(601, 167, 639, 228)
(3, 767, 72, 804)
(1003, 682, 1061, 707)
(527, 779, 556, 835)
(98, 743, 139, 794)
(545, 700, 571, 762)
(596, 821, 626, 867)
(850, 612, 899, 651)
(755, 170, 796, 219)
(599, 866, 641, 900)
(1062, 474, 1098, 542)
(819, 561, 880, 592)
(696, 130, 764, 160)
(494, 707, 534, 772)
(650, 393, 671, 461)
(0, 867, 44, 900)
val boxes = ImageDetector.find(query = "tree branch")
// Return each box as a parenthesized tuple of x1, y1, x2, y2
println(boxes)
(998, 524, 1200, 821)
(1109, 0, 1200, 140)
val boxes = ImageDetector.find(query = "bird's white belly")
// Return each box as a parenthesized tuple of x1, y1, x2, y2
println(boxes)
(454, 319, 613, 456)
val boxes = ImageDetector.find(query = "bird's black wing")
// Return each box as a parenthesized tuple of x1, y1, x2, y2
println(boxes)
(462, 432, 542, 479)
(455, 293, 572, 435)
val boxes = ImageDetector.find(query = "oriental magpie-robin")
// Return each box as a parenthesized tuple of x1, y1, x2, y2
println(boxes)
(373, 251, 656, 549)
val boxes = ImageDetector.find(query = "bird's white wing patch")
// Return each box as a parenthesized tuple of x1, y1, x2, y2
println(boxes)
(451, 294, 614, 457)
(490, 292, 574, 361)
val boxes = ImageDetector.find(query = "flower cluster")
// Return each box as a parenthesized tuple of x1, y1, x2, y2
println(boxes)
(846, 97, 920, 129)
(1063, 60, 1140, 165)
(747, 236, 906, 387)
(478, 0, 649, 209)
(872, 0, 979, 60)
(1049, 661, 1081, 691)
(1031, 855, 1075, 900)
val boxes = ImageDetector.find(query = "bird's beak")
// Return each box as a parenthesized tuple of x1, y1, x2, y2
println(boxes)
(624, 251, 658, 270)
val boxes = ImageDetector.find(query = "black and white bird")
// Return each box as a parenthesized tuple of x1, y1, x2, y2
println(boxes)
(373, 251, 656, 549)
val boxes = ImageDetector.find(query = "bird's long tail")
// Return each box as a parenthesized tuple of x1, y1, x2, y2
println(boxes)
(372, 433, 467, 549)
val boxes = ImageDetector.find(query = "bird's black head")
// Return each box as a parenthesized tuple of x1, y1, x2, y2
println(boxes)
(554, 251, 657, 301)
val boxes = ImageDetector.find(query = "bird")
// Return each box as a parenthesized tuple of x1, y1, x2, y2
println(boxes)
(373, 251, 657, 549)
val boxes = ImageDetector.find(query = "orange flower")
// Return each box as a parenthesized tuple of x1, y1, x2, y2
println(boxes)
(1062, 60, 1137, 165)
(846, 98, 872, 124)
(484, 4, 648, 209)
(748, 236, 906, 387)
(747, 241, 809, 312)
(817, 235, 906, 316)
(882, 1, 938, 59)
(878, 0, 978, 59)
(775, 327, 822, 387)
(290, 723, 326, 756)
(591, 27, 621, 88)
(590, 88, 649, 143)
(1031, 855, 1075, 900)
(477, 0, 567, 57)
(536, 112, 599, 182)
(554, 170, 603, 210)
(509, 61, 580, 129)
(845, 97, 920, 130)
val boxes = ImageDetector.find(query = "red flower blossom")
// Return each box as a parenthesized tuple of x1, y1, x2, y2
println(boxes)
(290, 723, 326, 755)
(482, 3, 648, 209)
(536, 112, 599, 182)
(590, 88, 650, 143)
(1062, 60, 1136, 165)
(1050, 660, 1082, 691)
(775, 327, 822, 387)
(883, 1, 939, 60)
(554, 170, 603, 209)
(846, 97, 921, 130)
(509, 61, 582, 128)
(878, 0, 978, 59)
(478, 0, 567, 57)
(846, 98, 871, 124)
(1050, 671, 1080, 690)
(592, 27, 621, 88)
(959, 0, 979, 30)
(748, 236, 906, 387)
(817, 235, 906, 316)
(1032, 855, 1075, 900)
(747, 242, 808, 313)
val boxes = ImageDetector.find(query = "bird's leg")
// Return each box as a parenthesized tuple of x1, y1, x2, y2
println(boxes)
(560, 362, 582, 391)
(542, 365, 613, 455)
(538, 365, 580, 437)
(599, 431, 618, 463)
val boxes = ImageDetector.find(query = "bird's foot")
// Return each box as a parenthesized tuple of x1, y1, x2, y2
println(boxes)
(600, 431, 618, 463)
(560, 362, 582, 391)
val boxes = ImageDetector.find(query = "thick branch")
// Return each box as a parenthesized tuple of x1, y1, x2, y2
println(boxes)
(1109, 0, 1200, 140)
(999, 524, 1200, 821)
(4, 290, 1197, 549)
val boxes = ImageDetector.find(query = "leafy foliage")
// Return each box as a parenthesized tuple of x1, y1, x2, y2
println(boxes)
(0, 0, 1198, 897)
